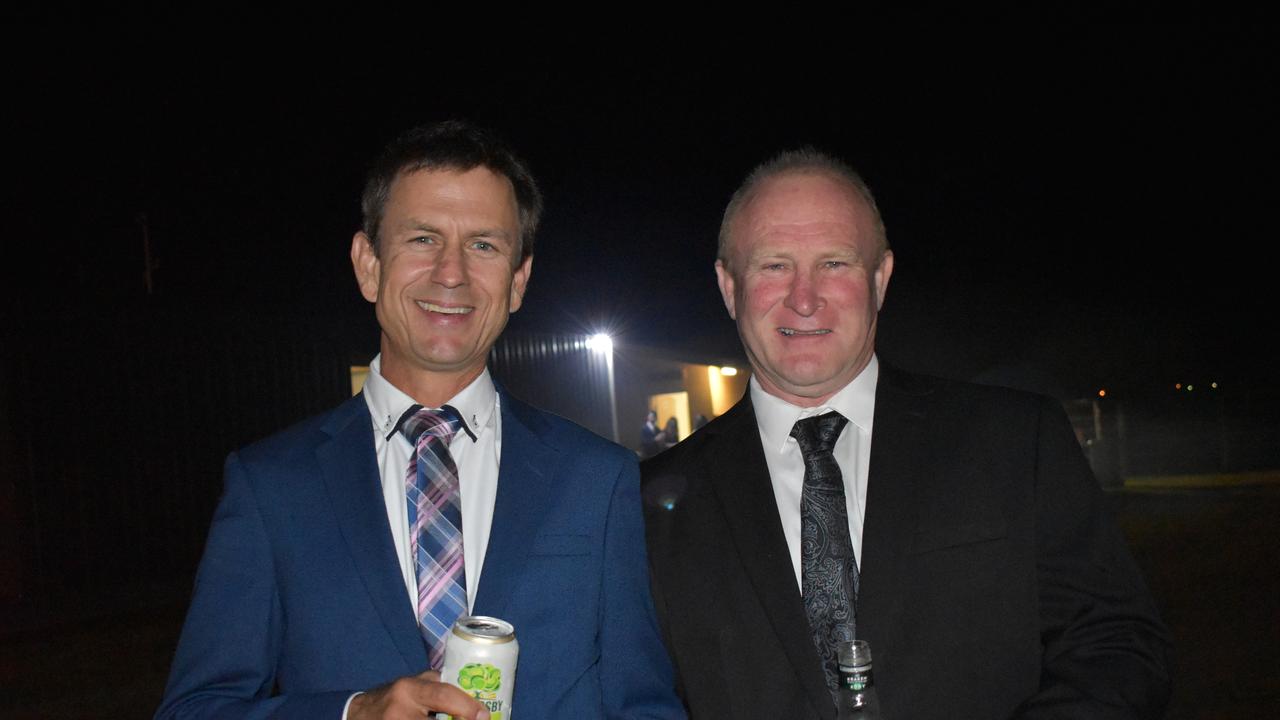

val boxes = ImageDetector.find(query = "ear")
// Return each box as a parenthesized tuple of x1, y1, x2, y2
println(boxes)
(351, 232, 381, 303)
(715, 259, 737, 320)
(508, 255, 534, 312)
(873, 250, 894, 311)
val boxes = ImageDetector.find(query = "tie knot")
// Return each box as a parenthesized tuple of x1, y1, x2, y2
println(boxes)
(397, 404, 464, 446)
(790, 412, 848, 456)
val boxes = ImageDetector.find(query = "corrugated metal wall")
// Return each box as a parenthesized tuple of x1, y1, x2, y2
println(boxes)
(489, 333, 614, 442)
(0, 318, 613, 605)
(1, 309, 352, 603)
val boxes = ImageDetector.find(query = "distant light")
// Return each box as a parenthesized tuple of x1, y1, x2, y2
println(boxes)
(1098, 389, 1107, 398)
(719, 366, 738, 376)
(1174, 383, 1182, 390)
(1187, 385, 1194, 392)
(1211, 382, 1218, 389)
(586, 333, 613, 354)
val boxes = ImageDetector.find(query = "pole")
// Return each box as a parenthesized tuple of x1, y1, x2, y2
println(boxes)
(605, 349, 619, 444)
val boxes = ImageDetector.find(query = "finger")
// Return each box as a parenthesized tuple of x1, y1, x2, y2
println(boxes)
(413, 679, 489, 719)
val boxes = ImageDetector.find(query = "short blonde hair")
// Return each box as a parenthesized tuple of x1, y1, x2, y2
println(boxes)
(718, 147, 888, 271)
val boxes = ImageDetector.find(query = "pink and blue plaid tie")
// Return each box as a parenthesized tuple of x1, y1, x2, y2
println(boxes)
(398, 404, 467, 669)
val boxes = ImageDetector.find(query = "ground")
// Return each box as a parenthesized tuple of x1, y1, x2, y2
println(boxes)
(1, 484, 1276, 719)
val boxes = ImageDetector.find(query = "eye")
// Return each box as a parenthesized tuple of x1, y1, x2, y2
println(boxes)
(411, 235, 437, 245)
(822, 260, 848, 269)
(471, 240, 496, 252)
(762, 262, 787, 271)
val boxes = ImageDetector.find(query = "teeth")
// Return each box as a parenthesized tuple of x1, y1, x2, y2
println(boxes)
(779, 328, 830, 336)
(417, 301, 473, 315)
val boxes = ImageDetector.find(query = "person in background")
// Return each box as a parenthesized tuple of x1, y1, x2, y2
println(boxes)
(640, 409, 662, 459)
(658, 417, 680, 451)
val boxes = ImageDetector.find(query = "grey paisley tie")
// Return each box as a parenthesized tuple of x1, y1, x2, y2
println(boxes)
(792, 412, 858, 698)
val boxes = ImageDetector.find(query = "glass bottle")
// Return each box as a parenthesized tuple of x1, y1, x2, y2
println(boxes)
(837, 639, 882, 718)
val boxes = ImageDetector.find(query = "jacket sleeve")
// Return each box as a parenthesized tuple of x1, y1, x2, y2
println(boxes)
(599, 456, 688, 720)
(1015, 398, 1172, 719)
(154, 452, 353, 720)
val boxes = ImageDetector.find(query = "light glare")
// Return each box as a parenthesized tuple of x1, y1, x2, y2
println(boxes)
(587, 333, 613, 354)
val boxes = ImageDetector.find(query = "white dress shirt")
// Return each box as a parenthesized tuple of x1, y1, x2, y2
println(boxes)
(362, 354, 503, 615)
(750, 355, 879, 592)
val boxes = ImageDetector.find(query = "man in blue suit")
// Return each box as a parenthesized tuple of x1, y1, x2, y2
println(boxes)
(156, 121, 684, 720)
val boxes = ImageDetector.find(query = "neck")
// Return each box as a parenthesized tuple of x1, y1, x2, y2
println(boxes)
(749, 355, 873, 408)
(379, 359, 484, 408)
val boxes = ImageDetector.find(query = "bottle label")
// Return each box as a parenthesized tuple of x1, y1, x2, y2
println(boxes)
(840, 666, 873, 692)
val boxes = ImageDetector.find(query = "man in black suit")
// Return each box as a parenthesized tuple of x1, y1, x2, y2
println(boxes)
(641, 409, 662, 458)
(642, 149, 1170, 719)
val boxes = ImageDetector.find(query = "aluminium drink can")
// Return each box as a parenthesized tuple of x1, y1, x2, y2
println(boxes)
(438, 615, 519, 720)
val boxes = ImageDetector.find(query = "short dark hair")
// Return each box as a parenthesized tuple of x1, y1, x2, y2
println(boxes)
(360, 120, 543, 263)
(718, 147, 888, 271)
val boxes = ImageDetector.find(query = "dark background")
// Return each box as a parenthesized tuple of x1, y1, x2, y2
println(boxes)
(2, 27, 1278, 718)
(5, 28, 1277, 393)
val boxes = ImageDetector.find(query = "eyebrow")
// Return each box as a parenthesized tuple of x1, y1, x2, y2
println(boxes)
(402, 221, 444, 236)
(747, 247, 860, 259)
(400, 221, 513, 241)
(470, 228, 513, 240)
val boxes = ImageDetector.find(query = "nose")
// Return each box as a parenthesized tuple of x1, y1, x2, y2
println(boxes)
(430, 242, 468, 289)
(783, 267, 821, 316)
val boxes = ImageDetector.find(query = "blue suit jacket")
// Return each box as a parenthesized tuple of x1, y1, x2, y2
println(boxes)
(157, 391, 684, 719)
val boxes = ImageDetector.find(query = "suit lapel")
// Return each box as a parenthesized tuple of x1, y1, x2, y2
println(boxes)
(705, 396, 835, 720)
(317, 395, 427, 671)
(472, 392, 560, 620)
(859, 363, 933, 647)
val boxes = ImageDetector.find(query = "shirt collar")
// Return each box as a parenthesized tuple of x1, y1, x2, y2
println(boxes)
(750, 355, 879, 454)
(363, 354, 497, 443)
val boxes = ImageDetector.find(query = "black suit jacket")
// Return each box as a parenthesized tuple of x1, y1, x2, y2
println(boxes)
(642, 363, 1170, 720)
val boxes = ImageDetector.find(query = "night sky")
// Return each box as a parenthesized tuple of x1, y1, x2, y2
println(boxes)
(5, 29, 1276, 401)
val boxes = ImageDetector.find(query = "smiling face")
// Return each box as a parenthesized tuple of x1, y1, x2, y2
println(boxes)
(716, 171, 893, 407)
(351, 166, 531, 405)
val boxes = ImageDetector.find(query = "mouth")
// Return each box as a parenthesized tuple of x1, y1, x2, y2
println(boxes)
(416, 301, 474, 315)
(778, 328, 831, 337)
